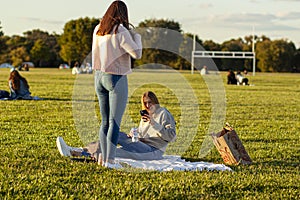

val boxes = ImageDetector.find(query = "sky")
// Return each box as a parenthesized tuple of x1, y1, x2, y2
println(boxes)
(1, 0, 300, 48)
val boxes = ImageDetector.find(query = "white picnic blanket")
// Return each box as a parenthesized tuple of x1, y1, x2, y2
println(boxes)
(116, 155, 232, 172)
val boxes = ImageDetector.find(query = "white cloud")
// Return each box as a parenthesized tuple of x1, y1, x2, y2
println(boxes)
(199, 3, 213, 9)
(20, 17, 65, 25)
(276, 11, 300, 20)
(183, 12, 300, 31)
(272, 0, 300, 1)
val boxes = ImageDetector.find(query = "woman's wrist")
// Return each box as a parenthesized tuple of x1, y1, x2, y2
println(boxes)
(149, 118, 155, 126)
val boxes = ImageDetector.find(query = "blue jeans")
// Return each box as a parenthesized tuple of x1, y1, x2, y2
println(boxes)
(116, 132, 163, 160)
(85, 132, 164, 160)
(94, 71, 128, 161)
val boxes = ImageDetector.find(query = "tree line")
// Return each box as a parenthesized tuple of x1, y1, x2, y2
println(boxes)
(0, 18, 299, 72)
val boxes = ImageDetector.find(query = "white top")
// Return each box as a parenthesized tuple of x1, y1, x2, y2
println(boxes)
(236, 74, 244, 84)
(92, 24, 142, 75)
(200, 68, 208, 75)
(138, 106, 177, 152)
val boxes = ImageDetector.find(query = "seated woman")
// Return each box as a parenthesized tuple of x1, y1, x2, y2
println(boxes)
(227, 70, 237, 85)
(57, 91, 177, 163)
(236, 71, 249, 85)
(8, 69, 32, 99)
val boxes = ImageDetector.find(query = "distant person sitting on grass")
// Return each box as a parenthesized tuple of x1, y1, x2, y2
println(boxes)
(227, 70, 237, 85)
(236, 71, 249, 85)
(56, 91, 177, 166)
(8, 69, 32, 99)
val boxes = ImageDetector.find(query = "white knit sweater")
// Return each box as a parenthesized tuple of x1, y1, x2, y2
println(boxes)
(138, 106, 177, 152)
(92, 24, 142, 75)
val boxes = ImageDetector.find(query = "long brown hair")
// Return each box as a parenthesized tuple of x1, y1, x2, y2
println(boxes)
(9, 70, 29, 90)
(97, 1, 131, 36)
(141, 91, 160, 110)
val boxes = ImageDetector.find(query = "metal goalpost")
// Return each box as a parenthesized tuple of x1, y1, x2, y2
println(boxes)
(191, 34, 256, 75)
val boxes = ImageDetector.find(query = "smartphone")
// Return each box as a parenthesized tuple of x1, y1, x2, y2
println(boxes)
(140, 109, 149, 116)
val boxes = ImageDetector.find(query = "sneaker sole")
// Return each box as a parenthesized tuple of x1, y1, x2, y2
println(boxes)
(56, 137, 71, 157)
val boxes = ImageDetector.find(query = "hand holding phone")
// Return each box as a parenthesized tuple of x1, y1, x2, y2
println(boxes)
(140, 109, 149, 116)
(140, 110, 149, 122)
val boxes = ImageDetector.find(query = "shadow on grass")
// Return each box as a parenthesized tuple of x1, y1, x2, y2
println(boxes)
(41, 97, 71, 101)
(181, 156, 299, 172)
(257, 160, 299, 168)
(243, 138, 292, 143)
(180, 155, 225, 165)
(42, 97, 97, 102)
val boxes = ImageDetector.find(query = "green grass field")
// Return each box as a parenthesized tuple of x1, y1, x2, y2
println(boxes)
(0, 68, 299, 199)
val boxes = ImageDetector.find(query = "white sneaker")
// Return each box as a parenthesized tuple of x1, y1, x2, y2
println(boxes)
(56, 137, 71, 157)
(104, 162, 123, 169)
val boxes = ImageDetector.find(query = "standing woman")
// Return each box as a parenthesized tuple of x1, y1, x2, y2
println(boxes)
(92, 1, 142, 169)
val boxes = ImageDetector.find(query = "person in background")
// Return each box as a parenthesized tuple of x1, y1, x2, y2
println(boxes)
(56, 91, 176, 165)
(72, 62, 81, 75)
(92, 0, 142, 169)
(236, 71, 249, 85)
(8, 69, 32, 99)
(200, 65, 209, 75)
(227, 70, 237, 85)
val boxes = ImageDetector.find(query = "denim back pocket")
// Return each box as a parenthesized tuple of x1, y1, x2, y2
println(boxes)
(103, 74, 123, 91)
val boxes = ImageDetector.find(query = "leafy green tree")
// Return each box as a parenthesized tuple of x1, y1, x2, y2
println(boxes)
(30, 39, 50, 67)
(177, 33, 202, 70)
(203, 40, 221, 51)
(270, 39, 296, 72)
(202, 39, 222, 70)
(256, 38, 272, 72)
(220, 38, 248, 71)
(0, 36, 10, 63)
(23, 29, 61, 67)
(292, 49, 300, 72)
(59, 17, 99, 66)
(0, 21, 8, 61)
(0, 21, 3, 37)
(243, 35, 259, 71)
(137, 19, 182, 69)
(138, 19, 182, 31)
(3, 35, 27, 65)
(10, 47, 30, 67)
(256, 38, 296, 72)
(24, 29, 50, 48)
(5, 35, 26, 51)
